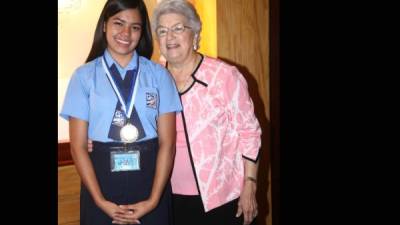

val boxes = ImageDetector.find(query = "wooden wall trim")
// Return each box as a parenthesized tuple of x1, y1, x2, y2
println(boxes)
(217, 1, 270, 224)
(58, 142, 73, 166)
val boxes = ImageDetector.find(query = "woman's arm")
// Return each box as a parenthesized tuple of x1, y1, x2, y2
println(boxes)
(69, 117, 126, 220)
(237, 159, 259, 225)
(148, 112, 176, 205)
(223, 66, 261, 225)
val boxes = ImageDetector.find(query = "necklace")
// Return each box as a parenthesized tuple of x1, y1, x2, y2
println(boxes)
(178, 75, 193, 93)
(170, 54, 200, 93)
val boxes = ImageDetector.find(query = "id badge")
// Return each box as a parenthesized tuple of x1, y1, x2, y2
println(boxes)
(110, 149, 140, 172)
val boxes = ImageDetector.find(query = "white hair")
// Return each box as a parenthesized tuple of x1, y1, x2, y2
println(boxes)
(152, 0, 202, 37)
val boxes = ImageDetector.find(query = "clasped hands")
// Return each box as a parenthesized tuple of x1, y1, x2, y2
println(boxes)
(98, 199, 157, 225)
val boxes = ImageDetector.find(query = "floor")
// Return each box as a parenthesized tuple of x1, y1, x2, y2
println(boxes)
(58, 165, 270, 225)
(58, 165, 80, 225)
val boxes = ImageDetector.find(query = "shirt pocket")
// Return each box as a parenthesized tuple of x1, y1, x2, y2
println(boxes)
(89, 90, 117, 122)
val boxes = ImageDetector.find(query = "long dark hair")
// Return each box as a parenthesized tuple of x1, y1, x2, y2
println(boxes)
(85, 0, 153, 62)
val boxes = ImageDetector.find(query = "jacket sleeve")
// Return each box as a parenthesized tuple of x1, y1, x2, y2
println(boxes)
(223, 66, 262, 161)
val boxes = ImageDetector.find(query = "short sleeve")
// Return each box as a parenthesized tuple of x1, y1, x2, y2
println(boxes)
(60, 69, 90, 122)
(158, 68, 182, 115)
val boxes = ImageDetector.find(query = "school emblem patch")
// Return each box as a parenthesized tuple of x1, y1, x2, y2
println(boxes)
(146, 92, 157, 109)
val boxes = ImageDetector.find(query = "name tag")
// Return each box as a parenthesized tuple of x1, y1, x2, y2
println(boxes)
(110, 150, 140, 172)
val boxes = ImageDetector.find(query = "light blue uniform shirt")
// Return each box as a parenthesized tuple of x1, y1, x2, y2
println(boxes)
(60, 50, 182, 142)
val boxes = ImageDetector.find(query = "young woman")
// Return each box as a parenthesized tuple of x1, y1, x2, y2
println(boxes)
(60, 1, 181, 224)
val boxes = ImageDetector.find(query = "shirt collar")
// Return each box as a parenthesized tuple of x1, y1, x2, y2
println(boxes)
(103, 49, 139, 72)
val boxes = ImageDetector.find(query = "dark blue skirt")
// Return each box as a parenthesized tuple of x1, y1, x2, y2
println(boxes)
(80, 138, 172, 225)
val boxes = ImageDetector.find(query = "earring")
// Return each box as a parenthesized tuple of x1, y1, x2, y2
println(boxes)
(193, 34, 198, 50)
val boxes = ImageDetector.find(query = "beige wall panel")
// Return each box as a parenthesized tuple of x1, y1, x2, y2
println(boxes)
(146, 0, 161, 62)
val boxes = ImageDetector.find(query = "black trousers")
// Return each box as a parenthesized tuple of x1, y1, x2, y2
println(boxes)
(172, 194, 257, 225)
(80, 138, 173, 225)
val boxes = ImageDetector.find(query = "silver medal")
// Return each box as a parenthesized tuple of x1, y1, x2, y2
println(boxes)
(120, 123, 139, 143)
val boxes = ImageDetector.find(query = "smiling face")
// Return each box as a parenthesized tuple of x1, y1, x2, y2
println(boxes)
(104, 8, 142, 66)
(156, 13, 196, 65)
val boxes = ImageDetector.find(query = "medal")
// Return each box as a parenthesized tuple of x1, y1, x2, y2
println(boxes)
(102, 53, 142, 142)
(120, 123, 139, 143)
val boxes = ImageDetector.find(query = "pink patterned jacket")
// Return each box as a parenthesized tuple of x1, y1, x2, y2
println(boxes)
(177, 55, 261, 212)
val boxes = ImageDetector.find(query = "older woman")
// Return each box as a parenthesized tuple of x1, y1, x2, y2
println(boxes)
(152, 1, 262, 225)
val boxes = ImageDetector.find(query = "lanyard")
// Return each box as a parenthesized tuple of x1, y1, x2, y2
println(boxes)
(101, 55, 140, 119)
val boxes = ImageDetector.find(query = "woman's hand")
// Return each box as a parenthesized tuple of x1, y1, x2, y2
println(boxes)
(96, 199, 137, 224)
(113, 199, 158, 224)
(236, 180, 258, 225)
